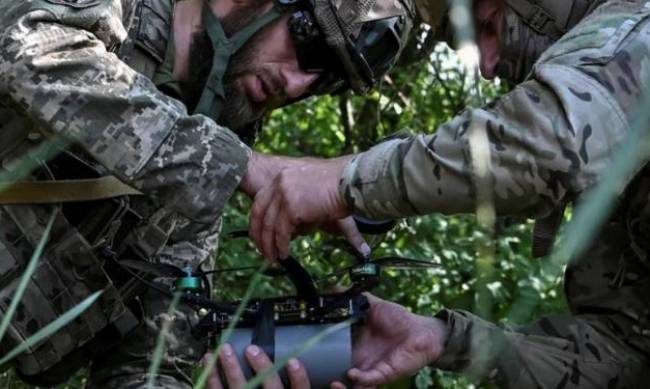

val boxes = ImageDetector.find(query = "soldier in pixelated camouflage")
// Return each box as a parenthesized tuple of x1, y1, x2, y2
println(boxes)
(247, 0, 650, 387)
(0, 0, 414, 387)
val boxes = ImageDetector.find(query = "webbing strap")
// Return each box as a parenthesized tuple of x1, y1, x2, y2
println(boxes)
(0, 176, 143, 204)
(505, 0, 565, 39)
(532, 204, 566, 258)
(152, 27, 182, 98)
(194, 4, 281, 119)
(251, 300, 276, 362)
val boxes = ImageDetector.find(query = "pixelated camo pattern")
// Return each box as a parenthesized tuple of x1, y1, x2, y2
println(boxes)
(0, 0, 248, 387)
(0, 0, 251, 226)
(341, 0, 650, 387)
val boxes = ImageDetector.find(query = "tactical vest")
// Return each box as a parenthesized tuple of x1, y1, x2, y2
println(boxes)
(0, 0, 178, 384)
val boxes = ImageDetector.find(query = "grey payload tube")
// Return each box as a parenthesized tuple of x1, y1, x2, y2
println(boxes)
(228, 323, 352, 388)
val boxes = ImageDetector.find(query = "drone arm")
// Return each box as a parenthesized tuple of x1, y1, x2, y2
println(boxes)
(280, 257, 319, 305)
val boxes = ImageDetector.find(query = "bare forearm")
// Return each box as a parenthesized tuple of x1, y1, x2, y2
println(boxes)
(241, 151, 354, 199)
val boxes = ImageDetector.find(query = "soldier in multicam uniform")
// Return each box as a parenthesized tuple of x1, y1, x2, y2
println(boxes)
(0, 0, 414, 387)
(247, 0, 650, 387)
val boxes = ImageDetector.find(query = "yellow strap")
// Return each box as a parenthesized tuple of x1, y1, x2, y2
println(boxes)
(0, 176, 144, 204)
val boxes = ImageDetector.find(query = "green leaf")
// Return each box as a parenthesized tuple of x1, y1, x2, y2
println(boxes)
(0, 138, 68, 193)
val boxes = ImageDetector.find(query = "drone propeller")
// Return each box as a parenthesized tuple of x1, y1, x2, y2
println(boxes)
(202, 266, 287, 277)
(353, 216, 396, 235)
(371, 256, 440, 269)
(316, 256, 439, 284)
(120, 259, 187, 278)
(119, 259, 286, 279)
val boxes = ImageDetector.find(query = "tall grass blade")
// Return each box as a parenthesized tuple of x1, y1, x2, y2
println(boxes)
(448, 0, 497, 321)
(243, 318, 356, 389)
(194, 264, 267, 389)
(0, 210, 57, 343)
(0, 138, 67, 193)
(0, 290, 103, 365)
(145, 292, 181, 389)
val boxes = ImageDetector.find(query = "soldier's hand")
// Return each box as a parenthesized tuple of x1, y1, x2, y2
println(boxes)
(348, 294, 448, 387)
(249, 156, 353, 261)
(207, 343, 311, 389)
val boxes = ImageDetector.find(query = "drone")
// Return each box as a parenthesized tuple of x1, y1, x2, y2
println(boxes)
(117, 216, 438, 387)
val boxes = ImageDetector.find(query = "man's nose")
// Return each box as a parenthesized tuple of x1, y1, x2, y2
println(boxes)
(281, 68, 320, 99)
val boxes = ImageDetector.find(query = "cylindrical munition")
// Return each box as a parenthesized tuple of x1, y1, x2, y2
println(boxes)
(227, 323, 352, 388)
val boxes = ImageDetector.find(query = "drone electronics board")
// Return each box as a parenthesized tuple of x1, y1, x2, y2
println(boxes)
(196, 292, 369, 333)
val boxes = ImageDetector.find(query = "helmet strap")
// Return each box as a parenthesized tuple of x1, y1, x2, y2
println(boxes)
(194, 3, 282, 119)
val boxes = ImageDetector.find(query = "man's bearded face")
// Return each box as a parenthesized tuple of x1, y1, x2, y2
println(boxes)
(219, 28, 280, 131)
(185, 7, 319, 131)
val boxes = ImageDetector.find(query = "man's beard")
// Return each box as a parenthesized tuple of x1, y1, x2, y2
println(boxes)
(181, 0, 273, 132)
(219, 33, 269, 132)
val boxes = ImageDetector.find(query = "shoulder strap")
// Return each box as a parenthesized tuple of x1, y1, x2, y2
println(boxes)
(505, 0, 565, 39)
(0, 176, 143, 204)
(194, 4, 281, 119)
(152, 27, 182, 97)
(506, 0, 604, 40)
(532, 204, 566, 258)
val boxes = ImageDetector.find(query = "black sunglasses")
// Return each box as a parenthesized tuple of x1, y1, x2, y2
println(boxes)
(287, 8, 404, 94)
(288, 10, 341, 73)
(287, 9, 349, 94)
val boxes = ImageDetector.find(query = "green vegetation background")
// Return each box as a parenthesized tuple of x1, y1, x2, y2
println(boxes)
(1, 33, 568, 388)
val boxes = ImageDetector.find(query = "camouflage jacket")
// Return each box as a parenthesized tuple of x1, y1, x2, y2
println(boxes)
(0, 0, 248, 382)
(0, 0, 250, 226)
(341, 0, 650, 387)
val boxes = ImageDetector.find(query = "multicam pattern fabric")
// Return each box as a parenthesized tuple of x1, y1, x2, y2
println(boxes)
(0, 0, 249, 386)
(341, 0, 650, 386)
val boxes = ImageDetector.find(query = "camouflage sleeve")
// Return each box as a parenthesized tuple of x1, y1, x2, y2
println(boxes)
(339, 68, 628, 220)
(432, 309, 648, 387)
(338, 0, 650, 220)
(0, 1, 250, 225)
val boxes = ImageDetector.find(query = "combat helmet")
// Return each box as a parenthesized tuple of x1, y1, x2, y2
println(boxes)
(292, 0, 417, 95)
(195, 0, 416, 122)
